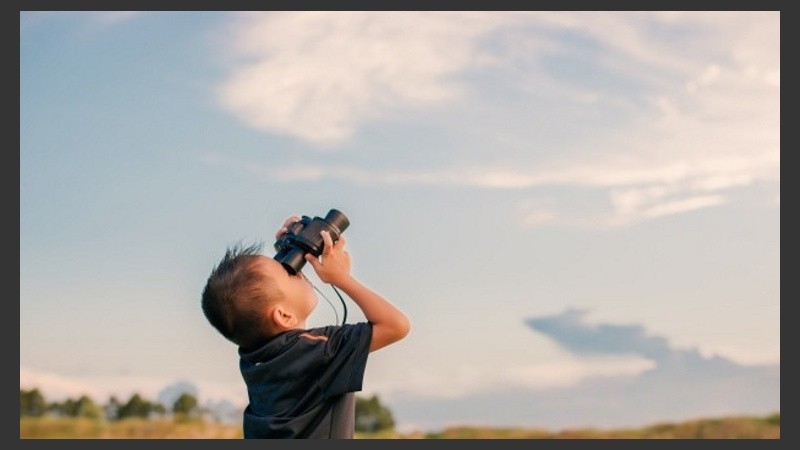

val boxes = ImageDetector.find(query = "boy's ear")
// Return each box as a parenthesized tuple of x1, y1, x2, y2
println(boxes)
(271, 305, 297, 329)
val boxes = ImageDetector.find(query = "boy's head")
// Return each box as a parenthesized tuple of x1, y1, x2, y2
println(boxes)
(201, 243, 318, 350)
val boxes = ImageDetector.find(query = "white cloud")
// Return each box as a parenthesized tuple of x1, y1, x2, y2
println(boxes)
(362, 356, 655, 401)
(609, 189, 729, 226)
(640, 195, 727, 220)
(217, 12, 511, 146)
(610, 185, 677, 216)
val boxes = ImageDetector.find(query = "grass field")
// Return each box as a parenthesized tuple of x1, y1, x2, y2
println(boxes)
(21, 412, 779, 439)
(20, 417, 243, 439)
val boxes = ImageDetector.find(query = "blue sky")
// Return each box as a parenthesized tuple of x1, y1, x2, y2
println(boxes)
(20, 11, 779, 431)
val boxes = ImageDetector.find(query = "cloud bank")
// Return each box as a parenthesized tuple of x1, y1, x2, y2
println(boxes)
(383, 308, 779, 431)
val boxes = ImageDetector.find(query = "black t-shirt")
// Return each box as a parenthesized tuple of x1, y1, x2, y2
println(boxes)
(238, 322, 373, 438)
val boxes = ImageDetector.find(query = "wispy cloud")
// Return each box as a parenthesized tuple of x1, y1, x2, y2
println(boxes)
(640, 195, 727, 220)
(364, 355, 654, 401)
(202, 146, 776, 227)
(201, 150, 777, 190)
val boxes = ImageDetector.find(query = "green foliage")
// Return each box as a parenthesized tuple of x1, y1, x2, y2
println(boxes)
(765, 413, 780, 426)
(355, 394, 395, 433)
(22, 389, 168, 422)
(173, 393, 200, 419)
(48, 398, 75, 417)
(73, 395, 103, 419)
(20, 389, 47, 417)
(117, 393, 157, 420)
(52, 396, 102, 419)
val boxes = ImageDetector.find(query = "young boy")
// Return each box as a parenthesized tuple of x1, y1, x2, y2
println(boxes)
(201, 215, 410, 439)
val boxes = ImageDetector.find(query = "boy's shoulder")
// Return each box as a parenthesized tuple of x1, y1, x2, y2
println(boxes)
(305, 322, 371, 334)
(298, 322, 373, 353)
(240, 322, 372, 359)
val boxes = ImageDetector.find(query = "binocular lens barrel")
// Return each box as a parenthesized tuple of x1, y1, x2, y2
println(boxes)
(279, 247, 307, 275)
(324, 209, 350, 235)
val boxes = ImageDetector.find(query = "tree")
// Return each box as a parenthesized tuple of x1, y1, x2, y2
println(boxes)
(20, 389, 47, 417)
(46, 395, 103, 419)
(74, 395, 103, 419)
(152, 403, 167, 417)
(173, 393, 199, 420)
(117, 393, 154, 419)
(355, 394, 395, 433)
(48, 398, 74, 417)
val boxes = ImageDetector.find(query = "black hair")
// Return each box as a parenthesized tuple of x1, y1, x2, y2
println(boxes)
(201, 242, 276, 349)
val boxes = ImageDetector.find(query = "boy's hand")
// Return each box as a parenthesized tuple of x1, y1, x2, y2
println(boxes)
(275, 215, 300, 240)
(304, 230, 351, 286)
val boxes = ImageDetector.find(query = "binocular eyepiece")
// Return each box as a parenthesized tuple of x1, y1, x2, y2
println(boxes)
(273, 209, 350, 275)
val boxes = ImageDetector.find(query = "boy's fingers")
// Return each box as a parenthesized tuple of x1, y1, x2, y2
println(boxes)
(321, 230, 334, 254)
(276, 215, 301, 238)
(284, 215, 300, 227)
(305, 253, 320, 269)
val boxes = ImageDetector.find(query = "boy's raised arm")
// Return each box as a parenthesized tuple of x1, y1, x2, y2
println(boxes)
(304, 231, 410, 352)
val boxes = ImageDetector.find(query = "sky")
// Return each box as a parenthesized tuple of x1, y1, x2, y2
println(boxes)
(19, 11, 779, 432)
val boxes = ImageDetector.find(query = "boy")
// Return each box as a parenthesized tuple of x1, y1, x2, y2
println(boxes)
(201, 215, 410, 439)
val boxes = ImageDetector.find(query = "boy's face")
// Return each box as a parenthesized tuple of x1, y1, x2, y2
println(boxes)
(255, 256, 318, 321)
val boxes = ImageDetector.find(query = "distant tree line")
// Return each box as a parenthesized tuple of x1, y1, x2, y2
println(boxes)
(20, 388, 201, 421)
(22, 387, 397, 432)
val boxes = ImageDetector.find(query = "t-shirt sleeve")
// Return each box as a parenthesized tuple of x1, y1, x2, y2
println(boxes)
(320, 322, 373, 398)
